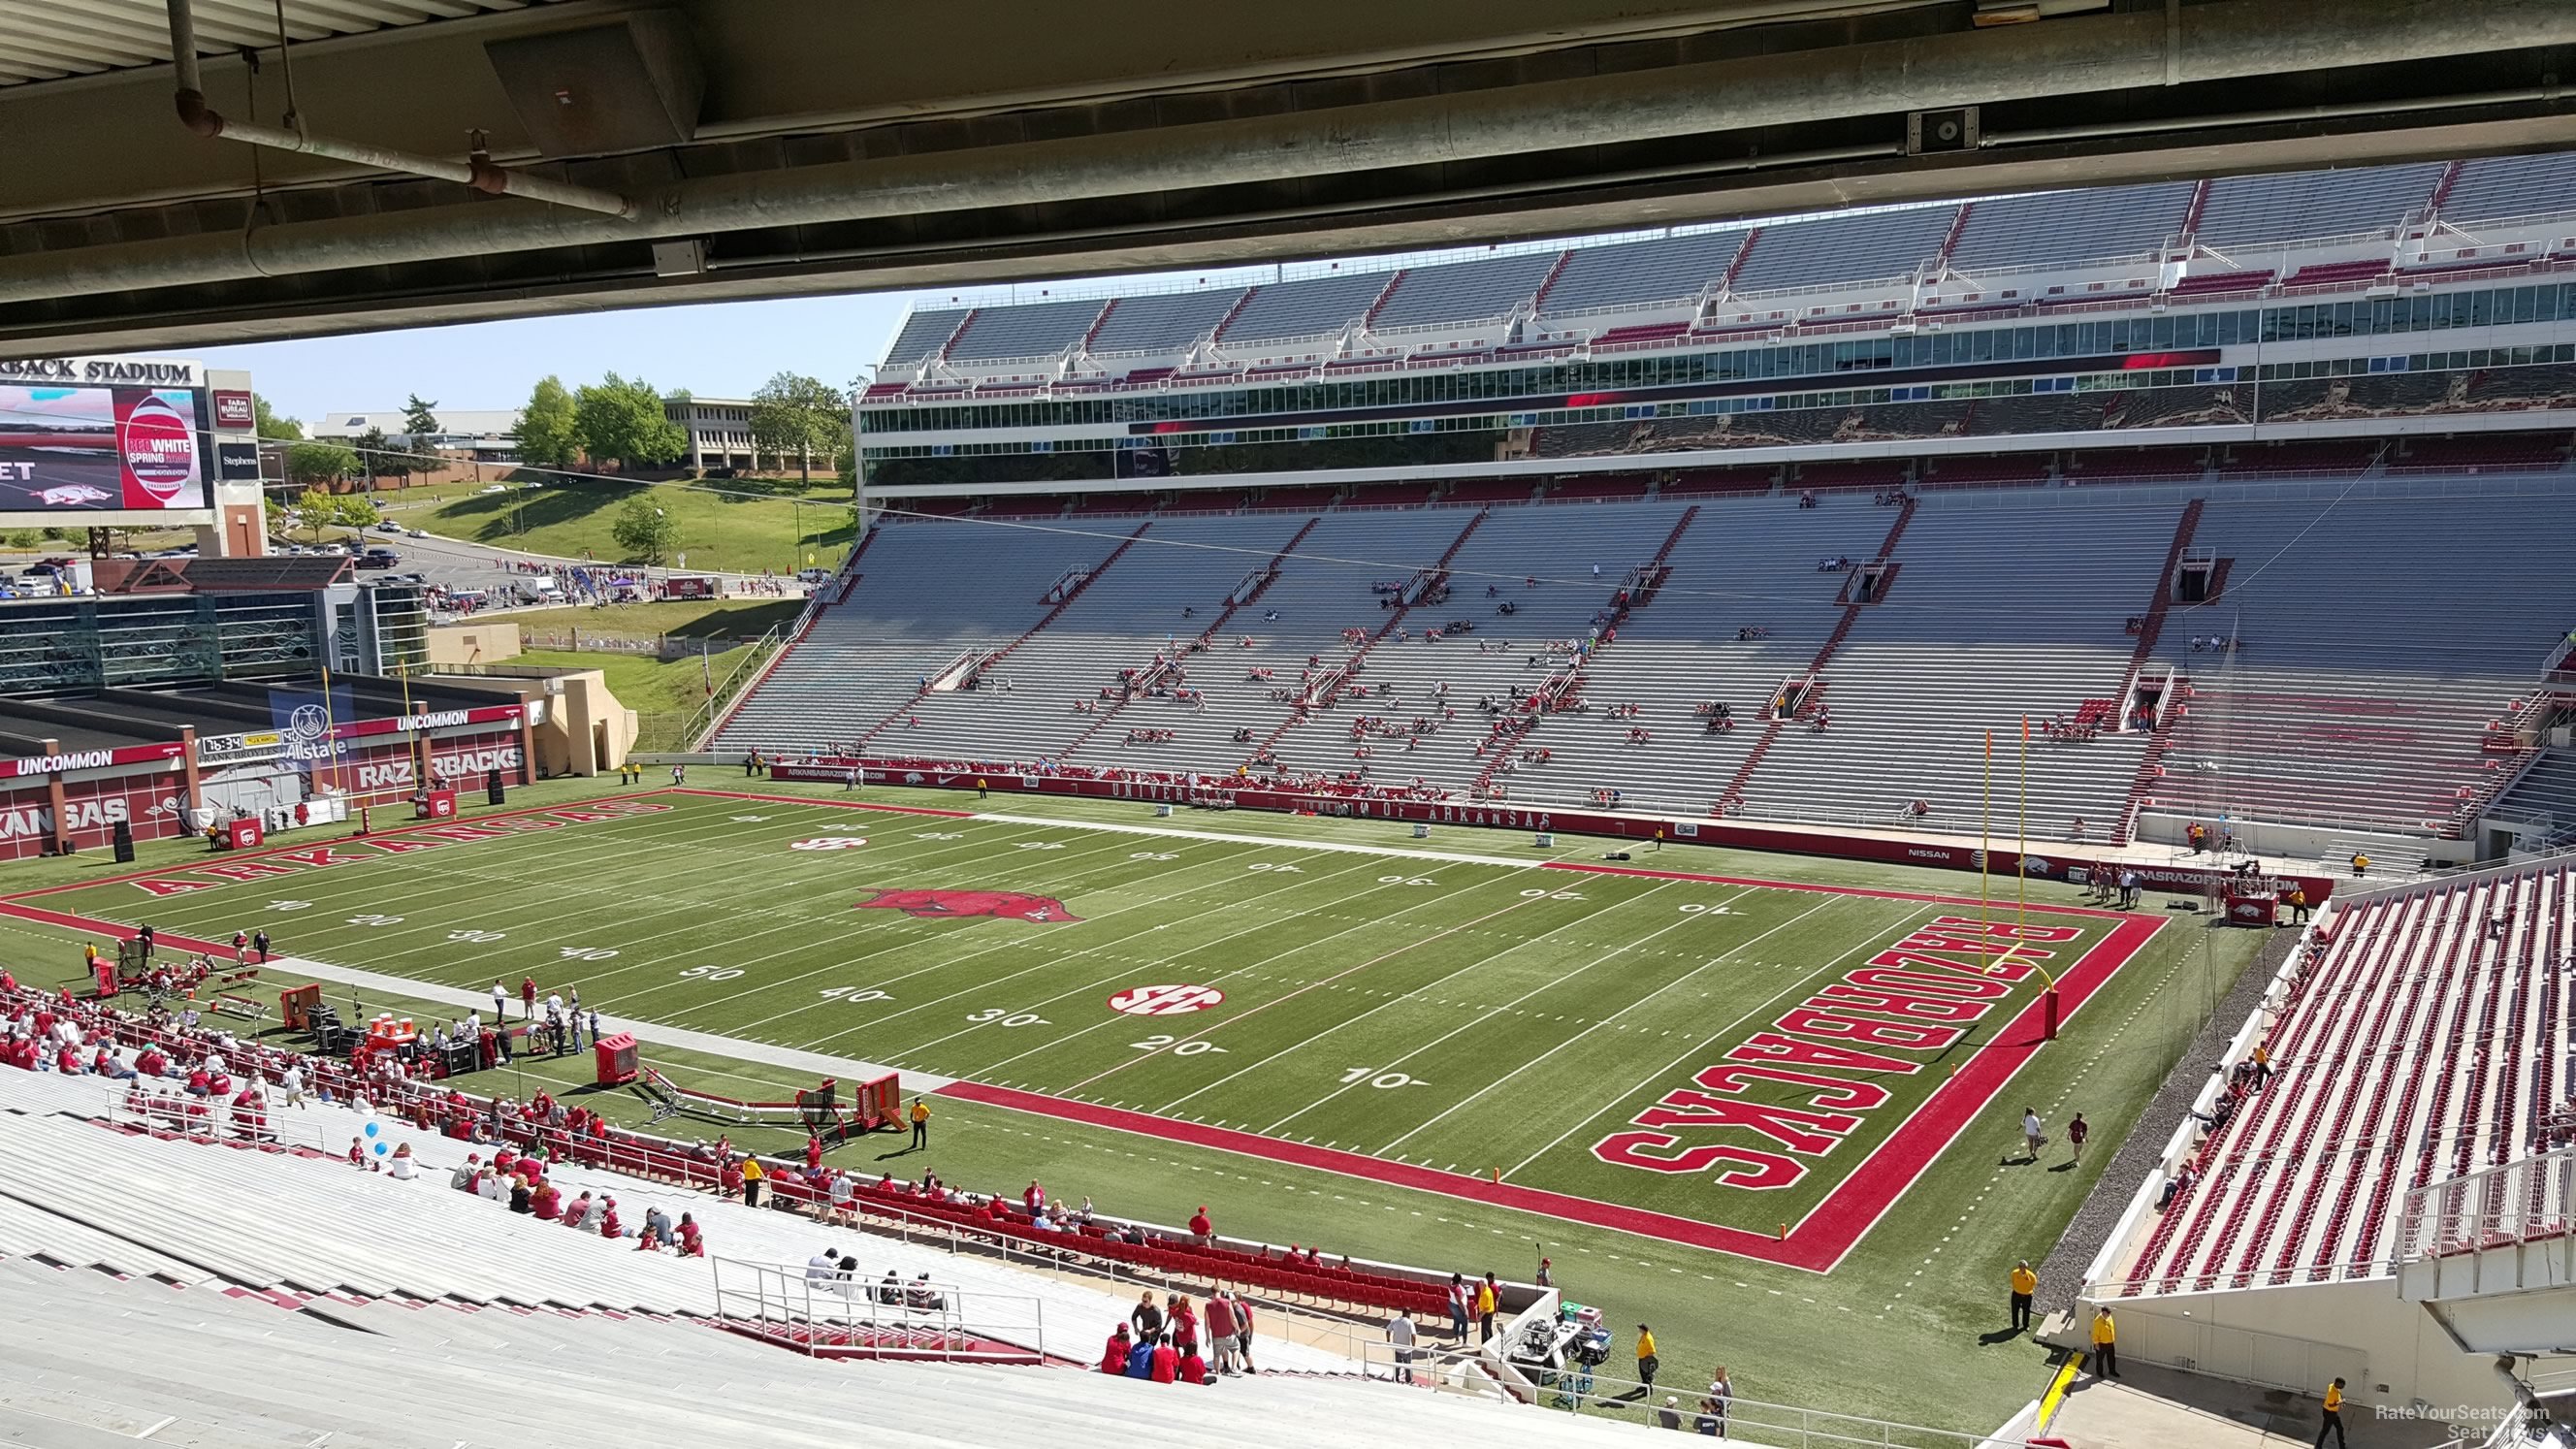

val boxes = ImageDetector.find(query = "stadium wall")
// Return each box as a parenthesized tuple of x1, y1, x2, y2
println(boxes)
(761, 755, 2340, 901)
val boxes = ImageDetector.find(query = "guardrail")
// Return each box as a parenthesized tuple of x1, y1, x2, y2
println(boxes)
(681, 623, 787, 750)
(2398, 1145, 2576, 1269)
(712, 1257, 1049, 1362)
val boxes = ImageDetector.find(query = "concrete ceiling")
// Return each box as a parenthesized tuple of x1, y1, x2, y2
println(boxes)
(3, 0, 2574, 356)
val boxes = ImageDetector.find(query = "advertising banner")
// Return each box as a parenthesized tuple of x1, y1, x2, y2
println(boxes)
(0, 383, 209, 511)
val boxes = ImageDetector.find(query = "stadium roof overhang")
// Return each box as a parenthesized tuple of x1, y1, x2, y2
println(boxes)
(3, 0, 2576, 355)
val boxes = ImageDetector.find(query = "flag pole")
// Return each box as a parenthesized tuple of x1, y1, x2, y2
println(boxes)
(2022, 714, 2061, 1041)
(1980, 729, 1993, 940)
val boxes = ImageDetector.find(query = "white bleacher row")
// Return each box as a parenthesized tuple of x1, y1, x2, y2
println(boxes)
(719, 519, 1121, 751)
(1495, 496, 1887, 815)
(719, 479, 2572, 841)
(2115, 862, 2574, 1297)
(0, 1254, 1616, 1449)
(900, 513, 1312, 764)
(0, 1073, 1362, 1375)
(878, 150, 2576, 381)
(1279, 500, 1688, 797)
(2494, 748, 2576, 836)
(2152, 491, 2576, 834)
(1738, 495, 2175, 835)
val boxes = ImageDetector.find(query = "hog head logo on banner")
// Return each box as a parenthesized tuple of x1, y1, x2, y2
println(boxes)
(853, 888, 1081, 923)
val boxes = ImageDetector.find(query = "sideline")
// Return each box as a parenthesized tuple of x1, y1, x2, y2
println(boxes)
(0, 903, 948, 1096)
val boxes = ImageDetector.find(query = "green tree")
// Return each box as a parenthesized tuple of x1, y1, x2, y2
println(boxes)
(284, 440, 360, 487)
(573, 372, 687, 469)
(354, 426, 392, 483)
(750, 370, 848, 484)
(334, 494, 382, 531)
(290, 487, 339, 541)
(516, 375, 579, 467)
(253, 394, 304, 440)
(609, 497, 682, 564)
(5, 529, 41, 550)
(400, 393, 441, 436)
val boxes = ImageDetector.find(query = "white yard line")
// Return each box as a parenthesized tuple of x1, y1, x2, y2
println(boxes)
(257, 950, 952, 1091)
(1498, 895, 1923, 1178)
(970, 811, 1547, 870)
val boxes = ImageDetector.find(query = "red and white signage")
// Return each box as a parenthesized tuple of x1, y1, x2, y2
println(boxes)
(1107, 983, 1226, 1016)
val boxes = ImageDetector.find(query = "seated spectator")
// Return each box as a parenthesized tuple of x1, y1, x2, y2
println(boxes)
(508, 1175, 533, 1213)
(1150, 1336, 1180, 1383)
(1177, 1343, 1209, 1385)
(678, 1213, 704, 1257)
(386, 1142, 419, 1181)
(1102, 1324, 1134, 1374)
(1124, 1336, 1157, 1379)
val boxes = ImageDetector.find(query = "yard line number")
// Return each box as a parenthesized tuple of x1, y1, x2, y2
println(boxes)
(680, 964, 743, 982)
(1129, 1034, 1227, 1056)
(1341, 1067, 1427, 1089)
(966, 1007, 1050, 1027)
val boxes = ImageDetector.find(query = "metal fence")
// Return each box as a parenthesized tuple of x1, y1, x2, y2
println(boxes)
(2398, 1145, 2576, 1269)
(712, 1257, 1049, 1362)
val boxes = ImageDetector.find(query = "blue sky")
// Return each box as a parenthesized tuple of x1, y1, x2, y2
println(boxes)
(189, 292, 918, 425)
(177, 219, 1824, 425)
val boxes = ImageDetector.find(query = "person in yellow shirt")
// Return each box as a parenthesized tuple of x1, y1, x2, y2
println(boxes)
(2089, 1306, 2119, 1379)
(1634, 1324, 1659, 1393)
(2009, 1261, 2038, 1334)
(910, 1097, 931, 1150)
(1473, 1274, 1498, 1343)
(2315, 1377, 2348, 1448)
(738, 1153, 764, 1207)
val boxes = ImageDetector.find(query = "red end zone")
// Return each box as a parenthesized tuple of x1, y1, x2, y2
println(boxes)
(940, 902, 2162, 1272)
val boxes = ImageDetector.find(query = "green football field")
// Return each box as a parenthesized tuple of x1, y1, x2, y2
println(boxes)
(0, 779, 2260, 1428)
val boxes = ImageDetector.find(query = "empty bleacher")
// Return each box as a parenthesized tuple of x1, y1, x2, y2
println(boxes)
(2150, 490, 2576, 836)
(1219, 272, 1389, 345)
(1092, 288, 1249, 355)
(2193, 164, 2447, 251)
(1735, 493, 2172, 836)
(1371, 251, 1558, 329)
(1535, 229, 1752, 318)
(1947, 182, 2196, 272)
(1729, 206, 1957, 292)
(716, 520, 1126, 754)
(2113, 861, 2574, 1296)
(949, 298, 1109, 363)
(885, 307, 972, 367)
(2489, 747, 2576, 836)
(903, 513, 1315, 763)
(2439, 152, 2576, 227)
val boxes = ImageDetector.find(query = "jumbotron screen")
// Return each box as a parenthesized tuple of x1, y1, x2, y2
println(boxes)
(0, 383, 209, 512)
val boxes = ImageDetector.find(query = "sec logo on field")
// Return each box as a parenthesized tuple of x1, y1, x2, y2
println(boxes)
(789, 836, 869, 851)
(1108, 983, 1226, 1016)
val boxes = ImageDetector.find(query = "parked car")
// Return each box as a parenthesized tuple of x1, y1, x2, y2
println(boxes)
(357, 548, 400, 570)
(374, 520, 403, 533)
(404, 528, 427, 538)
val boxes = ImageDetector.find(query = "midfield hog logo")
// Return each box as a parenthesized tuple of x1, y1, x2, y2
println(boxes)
(853, 888, 1081, 923)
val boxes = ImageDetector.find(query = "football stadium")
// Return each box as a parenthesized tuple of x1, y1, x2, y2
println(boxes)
(2, 5, 2575, 1449)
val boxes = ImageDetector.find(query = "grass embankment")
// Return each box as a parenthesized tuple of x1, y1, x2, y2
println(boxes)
(370, 473, 854, 574)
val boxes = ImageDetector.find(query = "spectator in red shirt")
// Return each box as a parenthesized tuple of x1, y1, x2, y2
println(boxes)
(678, 1214, 704, 1257)
(1022, 1179, 1045, 1213)
(1100, 1324, 1132, 1374)
(520, 978, 536, 1018)
(598, 1198, 625, 1239)
(1149, 1337, 1179, 1384)
(804, 1134, 823, 1175)
(531, 1179, 562, 1222)
(134, 1046, 168, 1078)
(1188, 1206, 1213, 1245)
